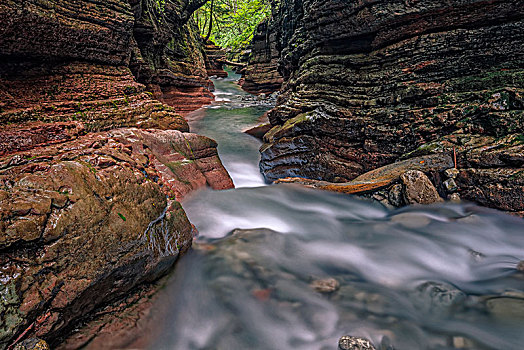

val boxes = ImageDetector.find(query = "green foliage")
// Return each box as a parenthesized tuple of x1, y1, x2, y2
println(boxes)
(194, 0, 271, 52)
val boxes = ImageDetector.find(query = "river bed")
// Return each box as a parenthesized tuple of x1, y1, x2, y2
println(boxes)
(148, 70, 524, 350)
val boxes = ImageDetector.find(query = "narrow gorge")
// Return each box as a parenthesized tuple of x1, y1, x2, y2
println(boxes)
(0, 0, 523, 349)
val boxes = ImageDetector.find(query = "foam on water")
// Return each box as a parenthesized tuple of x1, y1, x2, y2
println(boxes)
(148, 69, 524, 350)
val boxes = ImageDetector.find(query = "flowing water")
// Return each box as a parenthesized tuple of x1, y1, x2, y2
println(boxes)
(149, 70, 524, 350)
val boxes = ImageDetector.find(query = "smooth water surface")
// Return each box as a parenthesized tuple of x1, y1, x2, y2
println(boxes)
(185, 71, 272, 188)
(149, 70, 524, 350)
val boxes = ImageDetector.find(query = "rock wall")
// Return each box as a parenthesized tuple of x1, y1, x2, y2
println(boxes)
(130, 0, 216, 115)
(261, 0, 524, 214)
(204, 40, 228, 78)
(0, 0, 214, 122)
(239, 19, 283, 95)
(0, 0, 233, 348)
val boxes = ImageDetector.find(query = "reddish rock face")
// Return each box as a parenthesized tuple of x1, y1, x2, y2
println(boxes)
(0, 127, 232, 348)
(0, 62, 189, 132)
(148, 83, 216, 117)
(0, 0, 217, 123)
(0, 0, 233, 347)
(260, 0, 524, 213)
(0, 0, 134, 65)
(204, 41, 229, 78)
(129, 4, 216, 115)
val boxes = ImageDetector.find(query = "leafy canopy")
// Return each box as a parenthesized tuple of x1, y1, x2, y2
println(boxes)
(193, 0, 271, 53)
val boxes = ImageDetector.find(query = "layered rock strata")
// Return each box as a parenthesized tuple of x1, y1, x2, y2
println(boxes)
(240, 19, 283, 95)
(0, 0, 234, 348)
(0, 0, 215, 122)
(204, 41, 228, 78)
(130, 3, 216, 115)
(261, 0, 524, 213)
(0, 128, 232, 348)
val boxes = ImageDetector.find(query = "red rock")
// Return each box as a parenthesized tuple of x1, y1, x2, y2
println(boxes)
(0, 1, 232, 346)
(252, 288, 273, 301)
(204, 40, 229, 78)
(0, 127, 233, 347)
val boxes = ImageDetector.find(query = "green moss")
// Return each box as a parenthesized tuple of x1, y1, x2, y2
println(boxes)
(0, 281, 23, 346)
(166, 160, 194, 185)
(166, 159, 194, 172)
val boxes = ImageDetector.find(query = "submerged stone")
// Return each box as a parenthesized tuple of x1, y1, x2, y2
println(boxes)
(338, 336, 375, 350)
(310, 278, 340, 293)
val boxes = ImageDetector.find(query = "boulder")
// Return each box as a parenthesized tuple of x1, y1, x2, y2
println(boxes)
(0, 128, 233, 348)
(400, 170, 443, 205)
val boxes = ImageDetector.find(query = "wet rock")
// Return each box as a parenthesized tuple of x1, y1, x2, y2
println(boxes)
(310, 278, 340, 293)
(379, 336, 395, 350)
(0, 112, 232, 349)
(468, 249, 486, 262)
(240, 19, 283, 95)
(338, 336, 376, 350)
(449, 193, 462, 203)
(388, 184, 404, 207)
(444, 168, 460, 179)
(412, 282, 466, 316)
(454, 166, 524, 213)
(390, 213, 431, 229)
(451, 336, 477, 349)
(244, 123, 273, 140)
(57, 281, 166, 350)
(486, 294, 524, 320)
(276, 154, 453, 196)
(258, 0, 524, 213)
(517, 261, 524, 272)
(400, 171, 443, 205)
(13, 338, 50, 350)
(0, 126, 234, 347)
(443, 178, 458, 193)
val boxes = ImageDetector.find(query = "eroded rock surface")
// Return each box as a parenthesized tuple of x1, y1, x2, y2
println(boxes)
(204, 40, 228, 78)
(0, 0, 215, 123)
(0, 128, 232, 348)
(260, 0, 524, 213)
(240, 19, 283, 94)
(0, 0, 233, 347)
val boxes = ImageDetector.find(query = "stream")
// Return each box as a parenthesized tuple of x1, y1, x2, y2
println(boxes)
(148, 70, 524, 350)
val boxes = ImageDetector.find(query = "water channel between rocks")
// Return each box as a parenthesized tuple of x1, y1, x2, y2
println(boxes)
(147, 69, 524, 350)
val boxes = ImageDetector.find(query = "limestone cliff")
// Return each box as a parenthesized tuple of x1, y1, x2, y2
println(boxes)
(204, 40, 229, 78)
(240, 18, 283, 95)
(0, 0, 233, 348)
(130, 0, 216, 115)
(261, 0, 524, 214)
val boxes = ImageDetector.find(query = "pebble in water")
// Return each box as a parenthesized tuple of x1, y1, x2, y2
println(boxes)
(310, 277, 340, 293)
(338, 336, 376, 350)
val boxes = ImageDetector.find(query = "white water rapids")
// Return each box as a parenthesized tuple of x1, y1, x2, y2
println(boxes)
(145, 70, 524, 350)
